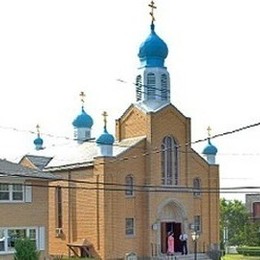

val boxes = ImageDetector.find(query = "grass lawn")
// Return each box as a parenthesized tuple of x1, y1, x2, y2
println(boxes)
(223, 254, 260, 260)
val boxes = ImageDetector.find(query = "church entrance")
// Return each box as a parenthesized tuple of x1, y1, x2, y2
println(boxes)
(161, 222, 182, 254)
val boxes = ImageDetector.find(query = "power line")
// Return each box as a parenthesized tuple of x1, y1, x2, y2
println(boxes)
(1, 120, 260, 149)
(191, 121, 260, 145)
(116, 78, 170, 99)
(1, 119, 260, 169)
(1, 172, 260, 195)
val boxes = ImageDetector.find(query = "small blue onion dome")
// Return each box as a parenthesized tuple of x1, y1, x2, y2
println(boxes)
(72, 106, 93, 128)
(34, 136, 43, 146)
(202, 139, 218, 155)
(138, 23, 168, 68)
(96, 127, 115, 145)
(33, 124, 44, 150)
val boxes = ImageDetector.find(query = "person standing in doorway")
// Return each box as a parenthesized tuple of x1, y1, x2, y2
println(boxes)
(167, 231, 174, 255)
(179, 232, 188, 255)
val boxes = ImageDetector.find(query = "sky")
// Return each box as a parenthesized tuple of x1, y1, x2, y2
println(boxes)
(1, 0, 260, 202)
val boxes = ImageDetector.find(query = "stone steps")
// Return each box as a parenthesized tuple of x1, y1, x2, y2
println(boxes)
(152, 253, 212, 260)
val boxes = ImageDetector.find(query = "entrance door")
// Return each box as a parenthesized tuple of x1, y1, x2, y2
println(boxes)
(161, 222, 182, 253)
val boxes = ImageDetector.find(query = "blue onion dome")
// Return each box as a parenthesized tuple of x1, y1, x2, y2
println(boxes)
(138, 23, 168, 68)
(96, 126, 115, 145)
(72, 106, 93, 128)
(33, 124, 44, 150)
(96, 111, 115, 145)
(34, 135, 43, 146)
(202, 138, 218, 155)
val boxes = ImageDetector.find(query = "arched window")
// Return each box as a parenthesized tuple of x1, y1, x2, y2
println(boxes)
(125, 175, 134, 196)
(147, 73, 156, 99)
(161, 74, 168, 100)
(56, 186, 63, 228)
(161, 136, 179, 185)
(193, 178, 201, 197)
(194, 215, 201, 232)
(135, 75, 142, 101)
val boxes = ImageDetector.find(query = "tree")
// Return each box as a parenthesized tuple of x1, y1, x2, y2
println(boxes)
(243, 220, 260, 246)
(14, 237, 40, 260)
(220, 198, 250, 247)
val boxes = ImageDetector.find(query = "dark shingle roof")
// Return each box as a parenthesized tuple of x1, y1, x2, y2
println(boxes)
(0, 159, 57, 180)
(25, 155, 53, 170)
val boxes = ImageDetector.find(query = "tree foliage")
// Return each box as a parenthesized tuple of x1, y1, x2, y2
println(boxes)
(14, 237, 40, 260)
(220, 198, 248, 246)
(220, 198, 260, 247)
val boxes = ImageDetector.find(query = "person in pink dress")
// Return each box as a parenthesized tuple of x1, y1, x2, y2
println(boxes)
(167, 231, 174, 255)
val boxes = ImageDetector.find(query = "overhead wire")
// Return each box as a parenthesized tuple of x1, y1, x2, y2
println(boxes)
(1, 119, 260, 153)
(190, 121, 260, 145)
(1, 89, 260, 195)
(1, 172, 260, 195)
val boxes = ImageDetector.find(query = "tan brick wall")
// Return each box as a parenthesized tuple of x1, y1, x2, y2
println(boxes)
(102, 146, 147, 259)
(116, 107, 147, 141)
(190, 153, 220, 250)
(48, 169, 104, 258)
(46, 104, 219, 259)
(0, 180, 49, 260)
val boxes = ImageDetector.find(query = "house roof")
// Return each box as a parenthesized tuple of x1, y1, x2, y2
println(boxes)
(24, 155, 53, 170)
(24, 136, 146, 171)
(0, 158, 57, 180)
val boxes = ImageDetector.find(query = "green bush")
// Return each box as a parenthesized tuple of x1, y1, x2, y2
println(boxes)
(14, 238, 40, 260)
(236, 246, 260, 256)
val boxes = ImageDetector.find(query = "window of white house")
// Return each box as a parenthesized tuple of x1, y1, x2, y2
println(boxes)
(125, 218, 135, 236)
(28, 229, 37, 247)
(0, 183, 31, 203)
(125, 175, 134, 197)
(8, 229, 26, 251)
(193, 178, 201, 197)
(0, 183, 23, 202)
(161, 136, 179, 185)
(0, 227, 44, 254)
(0, 229, 5, 252)
(12, 184, 23, 201)
(0, 184, 9, 200)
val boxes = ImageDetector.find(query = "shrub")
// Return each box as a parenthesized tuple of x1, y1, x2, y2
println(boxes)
(14, 237, 40, 260)
(236, 246, 260, 256)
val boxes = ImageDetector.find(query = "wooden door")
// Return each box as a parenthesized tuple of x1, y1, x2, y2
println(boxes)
(161, 222, 182, 253)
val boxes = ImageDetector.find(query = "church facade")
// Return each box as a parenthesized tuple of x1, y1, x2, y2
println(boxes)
(20, 2, 220, 259)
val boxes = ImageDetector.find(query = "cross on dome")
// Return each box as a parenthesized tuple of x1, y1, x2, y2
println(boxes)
(102, 111, 108, 128)
(36, 124, 40, 136)
(148, 1, 157, 24)
(79, 91, 86, 106)
(207, 126, 212, 137)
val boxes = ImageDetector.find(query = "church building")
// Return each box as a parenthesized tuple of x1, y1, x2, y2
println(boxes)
(20, 1, 220, 259)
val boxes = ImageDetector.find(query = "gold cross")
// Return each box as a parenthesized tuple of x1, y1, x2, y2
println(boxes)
(79, 91, 86, 106)
(207, 126, 212, 137)
(102, 111, 108, 127)
(148, 1, 157, 23)
(36, 124, 40, 135)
